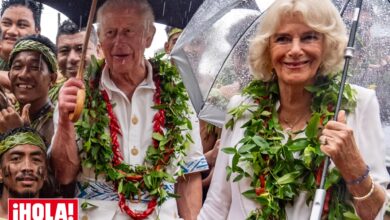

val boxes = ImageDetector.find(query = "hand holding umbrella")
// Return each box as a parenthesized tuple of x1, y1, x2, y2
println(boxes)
(310, 0, 364, 219)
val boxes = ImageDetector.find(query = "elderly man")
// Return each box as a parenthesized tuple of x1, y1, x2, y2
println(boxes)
(49, 19, 100, 103)
(0, 127, 48, 219)
(51, 0, 207, 219)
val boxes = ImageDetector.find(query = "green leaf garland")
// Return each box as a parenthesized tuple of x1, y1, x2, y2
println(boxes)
(75, 54, 193, 214)
(225, 75, 359, 220)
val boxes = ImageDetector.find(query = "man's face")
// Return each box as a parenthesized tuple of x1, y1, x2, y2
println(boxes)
(164, 32, 181, 55)
(99, 7, 155, 74)
(0, 144, 47, 198)
(9, 51, 57, 107)
(0, 6, 39, 58)
(57, 32, 98, 78)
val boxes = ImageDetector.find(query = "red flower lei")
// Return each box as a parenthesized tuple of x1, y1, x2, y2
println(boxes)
(100, 73, 169, 220)
(77, 56, 192, 220)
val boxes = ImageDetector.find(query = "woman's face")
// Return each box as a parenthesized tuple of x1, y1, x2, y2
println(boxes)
(270, 15, 324, 86)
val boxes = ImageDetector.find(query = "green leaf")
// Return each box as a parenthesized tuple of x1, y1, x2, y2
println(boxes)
(287, 139, 309, 152)
(276, 171, 300, 185)
(305, 113, 320, 139)
(238, 144, 257, 154)
(152, 132, 164, 141)
(118, 180, 124, 193)
(233, 174, 244, 182)
(252, 136, 269, 148)
(226, 166, 233, 181)
(242, 189, 257, 199)
(325, 169, 341, 189)
(232, 153, 240, 170)
(303, 146, 315, 167)
(343, 211, 360, 220)
(222, 147, 237, 154)
(261, 111, 272, 116)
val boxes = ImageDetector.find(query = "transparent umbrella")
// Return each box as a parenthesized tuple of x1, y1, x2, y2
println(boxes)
(171, 0, 390, 130)
(171, 0, 274, 127)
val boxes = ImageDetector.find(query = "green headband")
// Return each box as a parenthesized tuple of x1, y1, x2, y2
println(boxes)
(0, 131, 46, 156)
(168, 28, 182, 40)
(9, 39, 57, 73)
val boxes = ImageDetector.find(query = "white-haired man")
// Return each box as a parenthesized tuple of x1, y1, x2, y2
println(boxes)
(50, 0, 207, 219)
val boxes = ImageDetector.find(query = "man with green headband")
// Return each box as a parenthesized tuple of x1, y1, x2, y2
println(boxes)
(0, 127, 48, 219)
(164, 26, 182, 55)
(0, 35, 57, 144)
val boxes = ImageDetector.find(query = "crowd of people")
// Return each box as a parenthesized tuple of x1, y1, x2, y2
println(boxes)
(0, 0, 388, 219)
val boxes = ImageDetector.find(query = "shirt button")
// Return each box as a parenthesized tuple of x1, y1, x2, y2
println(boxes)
(132, 116, 138, 125)
(131, 146, 139, 156)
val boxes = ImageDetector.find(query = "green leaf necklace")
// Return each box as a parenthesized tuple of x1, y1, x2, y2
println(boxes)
(223, 74, 358, 220)
(76, 55, 193, 220)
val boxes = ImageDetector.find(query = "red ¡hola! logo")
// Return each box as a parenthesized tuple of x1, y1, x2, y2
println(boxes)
(8, 199, 78, 220)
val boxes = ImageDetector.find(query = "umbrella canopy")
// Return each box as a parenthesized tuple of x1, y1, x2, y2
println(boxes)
(171, 0, 271, 127)
(171, 0, 390, 128)
(37, 0, 204, 28)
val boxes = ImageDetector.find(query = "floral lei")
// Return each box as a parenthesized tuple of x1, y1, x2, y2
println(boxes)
(223, 74, 361, 220)
(75, 54, 193, 220)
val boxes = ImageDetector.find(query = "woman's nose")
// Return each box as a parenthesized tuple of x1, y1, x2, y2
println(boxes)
(287, 38, 304, 57)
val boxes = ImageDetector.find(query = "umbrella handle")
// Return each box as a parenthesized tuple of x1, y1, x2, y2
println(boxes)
(69, 0, 98, 122)
(69, 89, 86, 122)
(309, 189, 326, 220)
(310, 0, 363, 217)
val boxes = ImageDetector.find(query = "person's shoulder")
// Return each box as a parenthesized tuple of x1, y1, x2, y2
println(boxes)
(350, 84, 377, 103)
(227, 94, 252, 109)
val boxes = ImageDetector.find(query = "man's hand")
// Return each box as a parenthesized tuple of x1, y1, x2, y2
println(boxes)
(58, 78, 84, 124)
(0, 104, 30, 132)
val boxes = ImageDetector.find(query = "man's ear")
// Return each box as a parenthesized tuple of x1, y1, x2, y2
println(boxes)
(50, 73, 57, 87)
(145, 25, 156, 48)
(96, 43, 103, 59)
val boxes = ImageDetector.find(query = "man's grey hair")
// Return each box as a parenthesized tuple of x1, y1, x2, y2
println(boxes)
(97, 0, 155, 34)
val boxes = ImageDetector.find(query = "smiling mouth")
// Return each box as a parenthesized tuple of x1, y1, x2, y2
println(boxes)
(284, 60, 310, 68)
(4, 37, 17, 42)
(113, 54, 129, 59)
(17, 84, 34, 89)
(67, 68, 78, 73)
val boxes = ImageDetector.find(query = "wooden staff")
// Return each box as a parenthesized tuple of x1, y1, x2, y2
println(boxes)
(69, 0, 98, 122)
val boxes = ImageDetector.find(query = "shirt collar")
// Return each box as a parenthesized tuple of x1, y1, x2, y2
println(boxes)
(100, 59, 155, 98)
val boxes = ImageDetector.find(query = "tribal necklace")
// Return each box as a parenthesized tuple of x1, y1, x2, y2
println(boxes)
(76, 55, 192, 220)
(223, 75, 358, 220)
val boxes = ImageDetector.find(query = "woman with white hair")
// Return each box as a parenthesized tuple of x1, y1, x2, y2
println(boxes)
(199, 0, 389, 219)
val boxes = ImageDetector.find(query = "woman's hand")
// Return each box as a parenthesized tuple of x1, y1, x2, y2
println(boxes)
(319, 110, 367, 181)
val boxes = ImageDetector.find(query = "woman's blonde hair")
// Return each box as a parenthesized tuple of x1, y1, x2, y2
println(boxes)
(249, 0, 347, 81)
